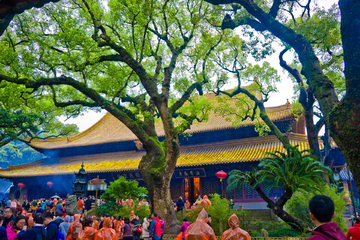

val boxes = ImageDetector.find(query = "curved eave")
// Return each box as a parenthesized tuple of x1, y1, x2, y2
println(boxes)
(27, 103, 295, 150)
(0, 133, 319, 178)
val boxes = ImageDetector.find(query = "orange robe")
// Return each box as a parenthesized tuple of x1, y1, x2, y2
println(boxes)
(51, 199, 58, 214)
(76, 226, 97, 240)
(221, 214, 251, 240)
(185, 208, 216, 240)
(129, 211, 135, 221)
(77, 199, 84, 210)
(66, 214, 83, 240)
(200, 195, 211, 206)
(115, 220, 124, 239)
(125, 199, 134, 209)
(92, 216, 100, 230)
(26, 213, 34, 228)
(94, 217, 118, 240)
(185, 201, 190, 209)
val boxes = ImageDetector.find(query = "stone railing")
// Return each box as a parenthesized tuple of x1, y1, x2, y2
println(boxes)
(163, 234, 307, 240)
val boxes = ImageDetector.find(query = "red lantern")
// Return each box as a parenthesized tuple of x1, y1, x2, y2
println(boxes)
(47, 182, 54, 189)
(91, 178, 101, 184)
(216, 170, 227, 182)
(18, 183, 26, 189)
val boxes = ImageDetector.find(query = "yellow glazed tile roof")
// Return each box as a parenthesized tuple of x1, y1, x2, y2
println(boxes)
(0, 133, 320, 177)
(27, 95, 294, 150)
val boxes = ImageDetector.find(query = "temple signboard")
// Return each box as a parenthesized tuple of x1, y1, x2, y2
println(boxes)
(174, 168, 206, 178)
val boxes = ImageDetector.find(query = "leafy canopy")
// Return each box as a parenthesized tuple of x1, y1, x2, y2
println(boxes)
(101, 176, 148, 201)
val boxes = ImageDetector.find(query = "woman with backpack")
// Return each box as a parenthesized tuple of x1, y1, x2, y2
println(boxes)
(76, 216, 96, 240)
(120, 217, 132, 240)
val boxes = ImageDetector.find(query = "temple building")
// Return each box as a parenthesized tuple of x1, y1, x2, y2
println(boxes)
(0, 92, 335, 209)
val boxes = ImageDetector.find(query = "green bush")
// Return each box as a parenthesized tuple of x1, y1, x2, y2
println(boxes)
(268, 228, 302, 237)
(248, 219, 287, 232)
(96, 202, 121, 217)
(285, 183, 347, 231)
(249, 231, 261, 237)
(96, 202, 150, 222)
(101, 176, 148, 201)
(185, 194, 248, 235)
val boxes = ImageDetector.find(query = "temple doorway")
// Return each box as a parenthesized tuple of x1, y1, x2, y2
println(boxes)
(183, 177, 200, 205)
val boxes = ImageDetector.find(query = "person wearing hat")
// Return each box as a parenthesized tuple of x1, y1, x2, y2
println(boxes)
(179, 218, 190, 240)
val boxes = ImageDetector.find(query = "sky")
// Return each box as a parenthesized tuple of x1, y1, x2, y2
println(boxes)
(61, 0, 338, 133)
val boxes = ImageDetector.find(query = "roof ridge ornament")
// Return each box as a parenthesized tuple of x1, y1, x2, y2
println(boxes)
(286, 99, 291, 108)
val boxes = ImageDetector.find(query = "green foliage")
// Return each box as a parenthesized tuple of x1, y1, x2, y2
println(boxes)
(249, 231, 261, 237)
(0, 141, 44, 168)
(185, 194, 248, 235)
(214, 62, 281, 137)
(227, 145, 332, 230)
(268, 228, 302, 237)
(228, 145, 332, 193)
(96, 202, 121, 217)
(101, 176, 148, 201)
(96, 202, 150, 223)
(248, 219, 286, 232)
(285, 183, 348, 232)
(257, 145, 332, 193)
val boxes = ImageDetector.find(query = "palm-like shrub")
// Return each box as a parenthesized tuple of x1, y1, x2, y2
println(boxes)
(257, 145, 331, 194)
(227, 145, 332, 232)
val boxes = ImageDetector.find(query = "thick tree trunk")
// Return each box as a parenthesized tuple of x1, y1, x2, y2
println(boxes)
(0, 0, 60, 36)
(138, 146, 181, 234)
(329, 0, 360, 199)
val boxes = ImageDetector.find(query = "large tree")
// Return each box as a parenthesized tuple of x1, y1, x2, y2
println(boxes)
(205, 0, 360, 193)
(0, 0, 231, 232)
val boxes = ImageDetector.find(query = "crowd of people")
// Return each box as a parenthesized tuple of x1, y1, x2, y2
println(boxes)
(0, 196, 97, 217)
(0, 194, 358, 240)
(0, 195, 164, 240)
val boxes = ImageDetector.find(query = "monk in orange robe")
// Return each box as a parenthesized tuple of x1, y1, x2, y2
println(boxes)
(92, 216, 100, 230)
(185, 208, 216, 240)
(94, 217, 118, 240)
(66, 214, 82, 240)
(221, 214, 251, 240)
(200, 195, 211, 206)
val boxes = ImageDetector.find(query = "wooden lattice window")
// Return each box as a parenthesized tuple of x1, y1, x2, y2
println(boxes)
(203, 179, 212, 196)
(174, 181, 182, 198)
(212, 180, 221, 195)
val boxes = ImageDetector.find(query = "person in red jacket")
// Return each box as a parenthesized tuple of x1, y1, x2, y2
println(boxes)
(347, 217, 360, 240)
(307, 195, 346, 240)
